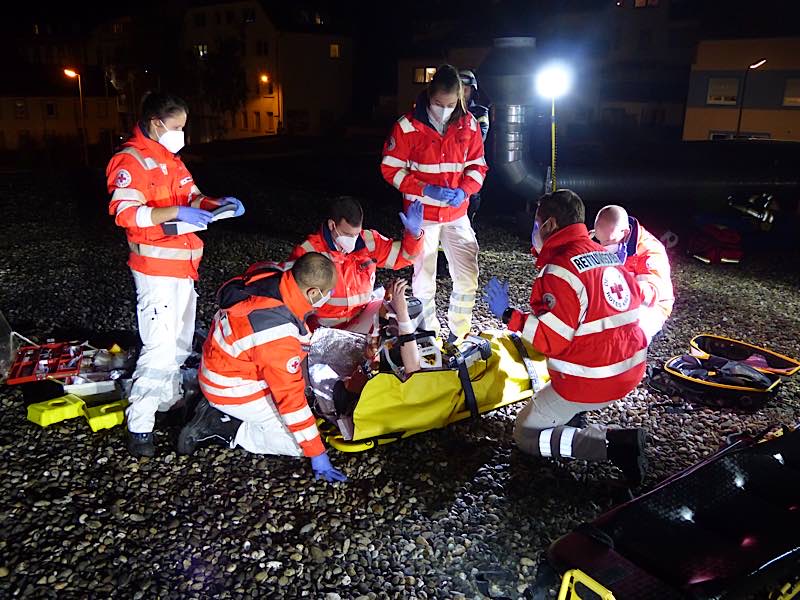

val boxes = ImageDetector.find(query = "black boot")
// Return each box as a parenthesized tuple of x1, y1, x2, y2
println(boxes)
(128, 431, 155, 458)
(565, 411, 588, 428)
(606, 428, 648, 487)
(177, 397, 242, 455)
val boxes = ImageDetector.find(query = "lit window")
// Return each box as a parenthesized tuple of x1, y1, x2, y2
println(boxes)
(783, 79, 800, 106)
(315, 13, 324, 25)
(329, 43, 341, 59)
(33, 24, 39, 35)
(634, 0, 647, 6)
(194, 44, 208, 58)
(14, 100, 28, 120)
(112, 23, 123, 34)
(707, 78, 739, 105)
(414, 67, 437, 84)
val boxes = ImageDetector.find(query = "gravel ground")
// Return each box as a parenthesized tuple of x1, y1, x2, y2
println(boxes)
(0, 166, 798, 599)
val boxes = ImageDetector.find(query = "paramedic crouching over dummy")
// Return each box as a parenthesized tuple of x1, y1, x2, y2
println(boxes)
(592, 205, 674, 344)
(177, 252, 347, 483)
(483, 190, 650, 485)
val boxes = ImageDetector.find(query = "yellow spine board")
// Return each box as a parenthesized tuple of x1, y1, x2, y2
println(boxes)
(557, 569, 616, 600)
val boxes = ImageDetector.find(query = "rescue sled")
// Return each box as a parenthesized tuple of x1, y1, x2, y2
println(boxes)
(313, 329, 550, 452)
(689, 334, 800, 377)
(539, 425, 800, 600)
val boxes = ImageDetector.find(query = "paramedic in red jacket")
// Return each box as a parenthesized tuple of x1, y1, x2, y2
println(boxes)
(177, 253, 347, 482)
(381, 64, 488, 343)
(484, 190, 650, 485)
(593, 205, 674, 344)
(271, 196, 424, 332)
(105, 92, 245, 458)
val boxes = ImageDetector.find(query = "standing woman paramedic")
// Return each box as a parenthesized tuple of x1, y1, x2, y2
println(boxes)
(381, 64, 488, 343)
(105, 92, 245, 457)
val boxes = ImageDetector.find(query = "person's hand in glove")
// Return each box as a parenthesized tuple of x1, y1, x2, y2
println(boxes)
(310, 451, 348, 483)
(483, 277, 510, 319)
(399, 200, 424, 238)
(447, 188, 467, 208)
(423, 184, 456, 202)
(176, 206, 214, 227)
(218, 196, 245, 217)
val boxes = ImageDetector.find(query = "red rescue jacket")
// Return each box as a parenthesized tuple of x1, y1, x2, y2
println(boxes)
(507, 224, 648, 404)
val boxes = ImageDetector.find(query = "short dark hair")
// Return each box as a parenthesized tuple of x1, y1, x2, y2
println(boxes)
(140, 92, 189, 123)
(533, 189, 585, 229)
(292, 252, 337, 290)
(329, 196, 363, 227)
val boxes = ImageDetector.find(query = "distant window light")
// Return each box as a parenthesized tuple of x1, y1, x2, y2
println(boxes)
(14, 99, 29, 120)
(194, 44, 208, 58)
(33, 23, 40, 35)
(315, 12, 324, 25)
(194, 12, 207, 27)
(707, 78, 739, 106)
(243, 8, 256, 23)
(634, 0, 647, 6)
(414, 67, 437, 84)
(783, 79, 800, 107)
(329, 43, 341, 59)
(44, 101, 57, 119)
(112, 23, 123, 34)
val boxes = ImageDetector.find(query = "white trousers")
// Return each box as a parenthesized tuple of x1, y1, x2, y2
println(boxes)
(412, 215, 479, 339)
(513, 382, 617, 461)
(210, 397, 304, 457)
(126, 271, 197, 434)
(639, 306, 666, 344)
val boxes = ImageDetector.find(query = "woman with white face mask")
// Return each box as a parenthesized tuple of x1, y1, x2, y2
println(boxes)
(381, 65, 488, 344)
(105, 92, 245, 458)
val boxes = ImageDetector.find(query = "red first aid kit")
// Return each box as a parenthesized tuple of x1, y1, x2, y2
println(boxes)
(6, 342, 84, 385)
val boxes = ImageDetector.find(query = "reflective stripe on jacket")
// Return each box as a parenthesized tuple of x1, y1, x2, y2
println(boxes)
(106, 125, 216, 279)
(199, 270, 324, 457)
(507, 224, 648, 404)
(623, 218, 674, 321)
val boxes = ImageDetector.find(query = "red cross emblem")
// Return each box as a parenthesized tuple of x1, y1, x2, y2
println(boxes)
(610, 283, 625, 299)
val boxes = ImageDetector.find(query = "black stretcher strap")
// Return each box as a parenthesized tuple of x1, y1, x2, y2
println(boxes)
(449, 345, 480, 420)
(510, 333, 541, 393)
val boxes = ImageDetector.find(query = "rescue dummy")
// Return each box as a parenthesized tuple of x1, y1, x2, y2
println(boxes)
(484, 190, 650, 485)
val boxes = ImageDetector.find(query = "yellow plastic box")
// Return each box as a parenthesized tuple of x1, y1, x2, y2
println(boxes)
(27, 394, 86, 427)
(83, 399, 129, 432)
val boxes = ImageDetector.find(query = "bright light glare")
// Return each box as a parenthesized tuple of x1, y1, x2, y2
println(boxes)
(734, 474, 745, 489)
(64, 69, 78, 78)
(679, 506, 694, 522)
(260, 74, 269, 83)
(536, 64, 572, 99)
(749, 58, 767, 69)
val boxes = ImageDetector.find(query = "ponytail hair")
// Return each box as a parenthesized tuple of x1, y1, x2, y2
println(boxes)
(426, 64, 466, 122)
(139, 91, 189, 124)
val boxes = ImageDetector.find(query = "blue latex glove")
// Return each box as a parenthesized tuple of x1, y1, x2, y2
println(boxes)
(310, 451, 348, 483)
(423, 184, 456, 202)
(176, 206, 214, 227)
(447, 188, 467, 208)
(399, 200, 423, 237)
(219, 196, 245, 217)
(483, 277, 510, 319)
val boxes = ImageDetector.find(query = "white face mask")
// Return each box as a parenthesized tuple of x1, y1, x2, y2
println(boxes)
(311, 289, 332, 308)
(157, 120, 185, 153)
(332, 224, 359, 254)
(531, 218, 550, 253)
(429, 104, 455, 123)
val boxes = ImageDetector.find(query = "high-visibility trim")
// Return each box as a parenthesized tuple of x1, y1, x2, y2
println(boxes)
(220, 312, 233, 337)
(361, 230, 376, 252)
(129, 242, 203, 261)
(200, 365, 262, 388)
(300, 240, 316, 253)
(465, 169, 485, 185)
(539, 429, 553, 457)
(112, 188, 145, 202)
(548, 348, 648, 379)
(135, 206, 155, 228)
(398, 116, 415, 134)
(118, 147, 159, 171)
(521, 314, 540, 344)
(317, 316, 350, 327)
(559, 427, 576, 458)
(392, 169, 408, 189)
(200, 378, 268, 398)
(450, 291, 476, 302)
(382, 155, 407, 168)
(282, 405, 313, 426)
(401, 248, 416, 262)
(327, 291, 372, 307)
(448, 304, 474, 315)
(542, 264, 589, 322)
(292, 423, 320, 443)
(410, 161, 464, 173)
(115, 201, 141, 215)
(465, 157, 487, 167)
(575, 308, 640, 337)
(539, 312, 576, 341)
(384, 241, 401, 268)
(720, 257, 740, 264)
(213, 322, 300, 358)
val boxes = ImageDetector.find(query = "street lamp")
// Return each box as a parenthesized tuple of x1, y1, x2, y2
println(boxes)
(735, 58, 767, 139)
(64, 68, 88, 165)
(536, 63, 572, 192)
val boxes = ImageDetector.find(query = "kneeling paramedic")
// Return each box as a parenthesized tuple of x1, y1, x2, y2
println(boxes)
(484, 190, 649, 485)
(251, 196, 424, 333)
(592, 205, 674, 344)
(177, 252, 347, 482)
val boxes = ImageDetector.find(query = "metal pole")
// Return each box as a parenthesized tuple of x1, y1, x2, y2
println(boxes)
(735, 67, 749, 139)
(551, 96, 557, 192)
(77, 73, 88, 165)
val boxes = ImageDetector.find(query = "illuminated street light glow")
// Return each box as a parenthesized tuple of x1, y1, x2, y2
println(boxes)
(536, 63, 572, 99)
(64, 69, 78, 78)
(260, 74, 269, 83)
(749, 58, 767, 69)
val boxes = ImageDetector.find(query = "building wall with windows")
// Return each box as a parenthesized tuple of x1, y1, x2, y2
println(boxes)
(683, 37, 800, 141)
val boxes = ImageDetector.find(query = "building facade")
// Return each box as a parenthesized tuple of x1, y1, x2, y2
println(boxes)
(683, 37, 800, 141)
